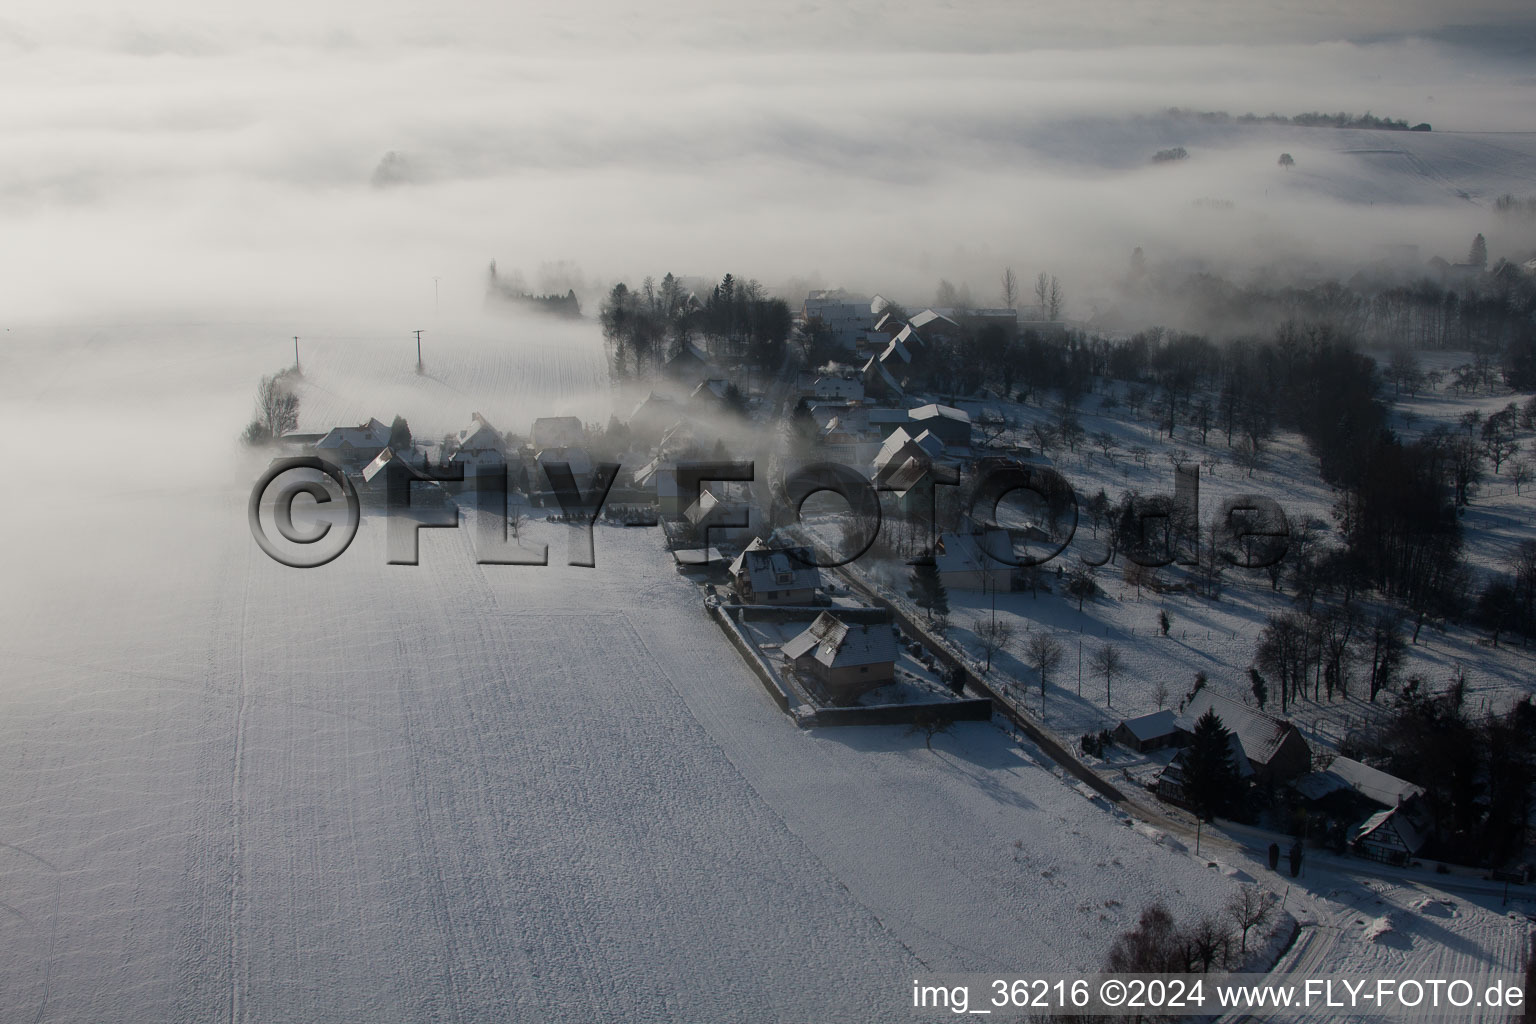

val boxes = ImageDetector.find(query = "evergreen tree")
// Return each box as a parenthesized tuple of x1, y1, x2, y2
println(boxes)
(389, 415, 412, 452)
(910, 558, 949, 621)
(1468, 233, 1488, 270)
(1183, 709, 1239, 820)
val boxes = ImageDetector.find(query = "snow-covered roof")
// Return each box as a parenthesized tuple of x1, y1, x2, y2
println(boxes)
(879, 338, 912, 365)
(1118, 709, 1179, 743)
(1177, 691, 1298, 768)
(729, 537, 820, 593)
(1353, 806, 1429, 855)
(873, 427, 945, 474)
(1292, 757, 1424, 809)
(316, 417, 390, 450)
(782, 612, 897, 670)
(933, 530, 1011, 576)
(454, 413, 503, 452)
(910, 308, 959, 331)
(910, 403, 970, 426)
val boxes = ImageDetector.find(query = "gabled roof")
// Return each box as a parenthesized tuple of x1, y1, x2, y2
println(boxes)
(361, 446, 436, 483)
(1353, 806, 1429, 855)
(879, 338, 912, 365)
(782, 611, 897, 670)
(1177, 691, 1300, 768)
(910, 308, 959, 332)
(454, 413, 503, 452)
(932, 530, 1012, 576)
(1118, 709, 1179, 743)
(875, 426, 943, 463)
(317, 417, 390, 449)
(910, 403, 970, 426)
(729, 537, 820, 593)
(1292, 757, 1425, 809)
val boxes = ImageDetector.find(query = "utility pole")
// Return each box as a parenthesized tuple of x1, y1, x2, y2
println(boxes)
(293, 336, 300, 373)
(414, 330, 424, 373)
(433, 277, 440, 314)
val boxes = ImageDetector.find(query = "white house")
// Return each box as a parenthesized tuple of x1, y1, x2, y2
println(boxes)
(728, 537, 820, 605)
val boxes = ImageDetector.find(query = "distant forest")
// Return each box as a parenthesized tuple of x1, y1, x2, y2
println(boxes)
(1165, 108, 1425, 131)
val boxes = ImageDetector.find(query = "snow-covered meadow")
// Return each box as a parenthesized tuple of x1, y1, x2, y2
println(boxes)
(0, 323, 1263, 1022)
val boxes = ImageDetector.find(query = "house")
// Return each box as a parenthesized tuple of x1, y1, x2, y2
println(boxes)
(1175, 691, 1312, 784)
(861, 354, 905, 401)
(448, 413, 506, 470)
(908, 404, 972, 448)
(872, 427, 947, 486)
(808, 375, 864, 402)
(316, 417, 391, 469)
(1113, 710, 1182, 753)
(909, 308, 960, 340)
(632, 458, 682, 517)
(803, 290, 876, 352)
(932, 530, 1013, 591)
(683, 488, 751, 543)
(530, 416, 584, 449)
(663, 342, 711, 382)
(781, 611, 897, 704)
(728, 538, 820, 605)
(534, 446, 594, 487)
(627, 392, 681, 440)
(689, 378, 735, 411)
(1291, 756, 1425, 818)
(1351, 804, 1431, 866)
(1153, 733, 1254, 807)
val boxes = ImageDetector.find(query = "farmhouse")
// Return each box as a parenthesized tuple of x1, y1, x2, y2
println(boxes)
(1351, 805, 1432, 866)
(1175, 691, 1311, 784)
(728, 538, 820, 605)
(781, 611, 897, 704)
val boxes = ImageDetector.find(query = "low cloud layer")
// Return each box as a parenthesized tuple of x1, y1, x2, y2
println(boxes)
(0, 1, 1533, 326)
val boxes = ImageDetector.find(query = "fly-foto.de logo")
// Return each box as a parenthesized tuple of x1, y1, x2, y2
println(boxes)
(249, 456, 1292, 571)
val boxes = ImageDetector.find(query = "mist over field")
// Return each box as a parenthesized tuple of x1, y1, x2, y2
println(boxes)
(1, 0, 1533, 330)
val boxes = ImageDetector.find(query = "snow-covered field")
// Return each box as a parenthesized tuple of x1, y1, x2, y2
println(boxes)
(0, 323, 1264, 1022)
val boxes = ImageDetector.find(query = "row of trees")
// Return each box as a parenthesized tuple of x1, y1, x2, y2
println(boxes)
(600, 272, 792, 377)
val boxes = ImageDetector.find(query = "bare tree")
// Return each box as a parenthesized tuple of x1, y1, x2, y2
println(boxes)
(1511, 459, 1532, 496)
(1093, 644, 1124, 706)
(1225, 885, 1274, 955)
(1047, 276, 1064, 320)
(245, 369, 300, 445)
(1002, 266, 1019, 310)
(974, 616, 1016, 674)
(1025, 632, 1063, 700)
(906, 709, 953, 751)
(1034, 272, 1049, 318)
